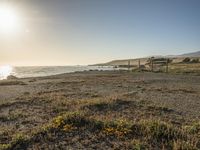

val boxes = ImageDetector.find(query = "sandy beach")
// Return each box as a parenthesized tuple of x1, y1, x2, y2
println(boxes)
(0, 70, 200, 149)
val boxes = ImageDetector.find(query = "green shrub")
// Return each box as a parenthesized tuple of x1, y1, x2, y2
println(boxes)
(182, 57, 191, 63)
(191, 58, 199, 63)
(9, 134, 29, 150)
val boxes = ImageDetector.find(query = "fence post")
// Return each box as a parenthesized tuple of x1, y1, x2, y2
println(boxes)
(138, 59, 141, 71)
(128, 60, 131, 71)
(151, 57, 154, 72)
(166, 59, 169, 73)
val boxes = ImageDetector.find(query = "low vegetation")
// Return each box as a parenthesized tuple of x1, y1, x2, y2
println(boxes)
(0, 71, 200, 149)
(1, 111, 200, 150)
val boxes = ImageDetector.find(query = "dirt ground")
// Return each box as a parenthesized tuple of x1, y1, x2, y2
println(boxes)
(0, 71, 200, 149)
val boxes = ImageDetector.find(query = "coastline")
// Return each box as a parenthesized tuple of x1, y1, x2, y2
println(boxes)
(0, 65, 120, 80)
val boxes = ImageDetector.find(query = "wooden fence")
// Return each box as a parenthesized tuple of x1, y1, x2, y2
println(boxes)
(148, 57, 170, 73)
(124, 57, 170, 73)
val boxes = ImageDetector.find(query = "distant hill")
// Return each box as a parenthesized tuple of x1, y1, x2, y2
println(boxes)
(178, 51, 200, 57)
(94, 58, 148, 66)
(93, 51, 200, 66)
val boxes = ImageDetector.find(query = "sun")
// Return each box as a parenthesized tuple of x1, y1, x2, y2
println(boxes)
(0, 5, 20, 34)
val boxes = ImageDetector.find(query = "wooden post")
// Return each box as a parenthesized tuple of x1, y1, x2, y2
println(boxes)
(138, 59, 141, 71)
(166, 59, 169, 73)
(128, 60, 131, 71)
(151, 57, 154, 72)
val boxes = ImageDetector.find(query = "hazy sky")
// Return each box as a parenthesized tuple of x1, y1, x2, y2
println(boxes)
(0, 0, 200, 66)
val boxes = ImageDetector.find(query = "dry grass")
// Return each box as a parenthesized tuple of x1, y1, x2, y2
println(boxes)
(0, 71, 200, 149)
(169, 63, 200, 74)
(0, 80, 26, 86)
(1, 112, 199, 150)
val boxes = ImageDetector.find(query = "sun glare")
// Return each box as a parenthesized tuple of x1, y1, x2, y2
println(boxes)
(0, 5, 20, 34)
(0, 65, 13, 80)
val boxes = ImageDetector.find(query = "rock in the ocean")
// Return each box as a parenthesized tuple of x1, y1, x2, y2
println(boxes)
(7, 75, 18, 80)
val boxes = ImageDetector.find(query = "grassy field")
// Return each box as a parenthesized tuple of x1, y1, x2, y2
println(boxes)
(0, 71, 200, 149)
(98, 56, 200, 75)
(169, 63, 200, 74)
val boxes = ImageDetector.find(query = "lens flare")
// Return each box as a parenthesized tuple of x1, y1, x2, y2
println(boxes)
(0, 65, 13, 80)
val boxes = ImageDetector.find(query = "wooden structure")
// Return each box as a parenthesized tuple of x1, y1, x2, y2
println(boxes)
(138, 59, 141, 71)
(122, 58, 170, 73)
(128, 60, 131, 70)
(149, 57, 170, 73)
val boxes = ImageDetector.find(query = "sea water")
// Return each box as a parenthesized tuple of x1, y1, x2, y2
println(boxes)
(0, 65, 117, 80)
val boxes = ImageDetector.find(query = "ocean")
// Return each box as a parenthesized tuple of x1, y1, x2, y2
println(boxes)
(0, 65, 117, 80)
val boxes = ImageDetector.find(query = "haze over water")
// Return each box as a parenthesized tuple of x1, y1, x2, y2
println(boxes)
(0, 65, 116, 80)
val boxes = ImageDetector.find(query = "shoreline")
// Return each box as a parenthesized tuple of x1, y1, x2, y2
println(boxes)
(0, 65, 123, 80)
(3, 69, 127, 80)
